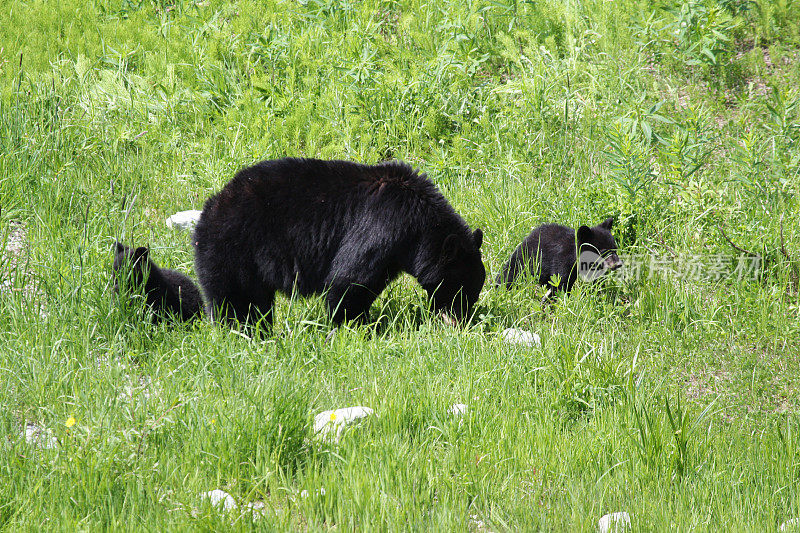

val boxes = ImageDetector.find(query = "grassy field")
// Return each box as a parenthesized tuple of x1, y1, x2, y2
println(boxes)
(1, 0, 800, 530)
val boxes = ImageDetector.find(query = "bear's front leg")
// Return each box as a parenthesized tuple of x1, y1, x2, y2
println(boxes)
(325, 280, 380, 325)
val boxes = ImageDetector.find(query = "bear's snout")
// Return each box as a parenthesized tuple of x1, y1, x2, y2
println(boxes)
(604, 254, 623, 271)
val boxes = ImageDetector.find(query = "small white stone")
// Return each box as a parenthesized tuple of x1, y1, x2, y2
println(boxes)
(449, 403, 468, 416)
(299, 487, 326, 498)
(241, 500, 266, 519)
(598, 511, 631, 533)
(501, 328, 541, 347)
(24, 424, 58, 449)
(6, 221, 27, 255)
(314, 406, 374, 443)
(243, 501, 265, 511)
(118, 375, 160, 402)
(165, 210, 202, 230)
(781, 518, 800, 531)
(199, 489, 237, 512)
(469, 514, 491, 532)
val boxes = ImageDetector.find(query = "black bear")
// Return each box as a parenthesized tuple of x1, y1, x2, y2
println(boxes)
(113, 242, 203, 322)
(193, 158, 486, 327)
(496, 218, 622, 299)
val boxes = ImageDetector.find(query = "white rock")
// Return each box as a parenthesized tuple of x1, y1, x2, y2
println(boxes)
(241, 500, 266, 519)
(0, 280, 15, 298)
(469, 514, 491, 532)
(199, 489, 237, 512)
(501, 328, 541, 347)
(95, 355, 130, 371)
(299, 487, 326, 498)
(6, 221, 27, 255)
(165, 210, 202, 230)
(24, 424, 58, 449)
(449, 403, 468, 416)
(117, 375, 160, 402)
(781, 518, 800, 531)
(314, 406, 374, 443)
(598, 511, 631, 533)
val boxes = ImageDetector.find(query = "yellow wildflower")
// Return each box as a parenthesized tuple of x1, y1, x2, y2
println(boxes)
(65, 416, 76, 428)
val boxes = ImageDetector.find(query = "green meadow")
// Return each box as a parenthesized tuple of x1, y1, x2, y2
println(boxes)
(1, 0, 800, 529)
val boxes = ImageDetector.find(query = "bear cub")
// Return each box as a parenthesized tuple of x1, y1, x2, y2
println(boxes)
(193, 158, 486, 327)
(496, 217, 622, 298)
(113, 242, 203, 322)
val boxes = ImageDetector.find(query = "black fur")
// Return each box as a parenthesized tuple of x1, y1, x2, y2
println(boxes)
(496, 217, 622, 293)
(113, 242, 203, 322)
(193, 158, 486, 326)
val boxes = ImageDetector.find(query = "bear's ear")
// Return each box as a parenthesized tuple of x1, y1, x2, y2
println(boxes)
(114, 241, 125, 254)
(134, 246, 149, 261)
(473, 228, 483, 249)
(442, 234, 462, 263)
(577, 226, 593, 243)
(600, 217, 614, 230)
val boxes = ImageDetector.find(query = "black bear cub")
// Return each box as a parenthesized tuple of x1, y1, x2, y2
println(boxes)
(113, 242, 203, 322)
(497, 217, 622, 298)
(193, 158, 486, 327)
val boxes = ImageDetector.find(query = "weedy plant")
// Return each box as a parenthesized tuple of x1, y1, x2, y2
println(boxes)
(629, 394, 715, 480)
(599, 121, 666, 246)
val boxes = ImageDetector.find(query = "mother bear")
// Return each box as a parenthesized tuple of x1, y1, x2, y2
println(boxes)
(193, 158, 485, 328)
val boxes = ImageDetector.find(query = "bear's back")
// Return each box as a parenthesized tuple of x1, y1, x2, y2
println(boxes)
(516, 223, 578, 288)
(156, 268, 204, 319)
(200, 158, 462, 241)
(227, 158, 444, 211)
(522, 223, 573, 257)
(194, 157, 472, 296)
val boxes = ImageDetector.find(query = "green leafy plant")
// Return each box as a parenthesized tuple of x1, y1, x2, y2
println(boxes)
(666, 0, 740, 78)
(600, 121, 668, 245)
